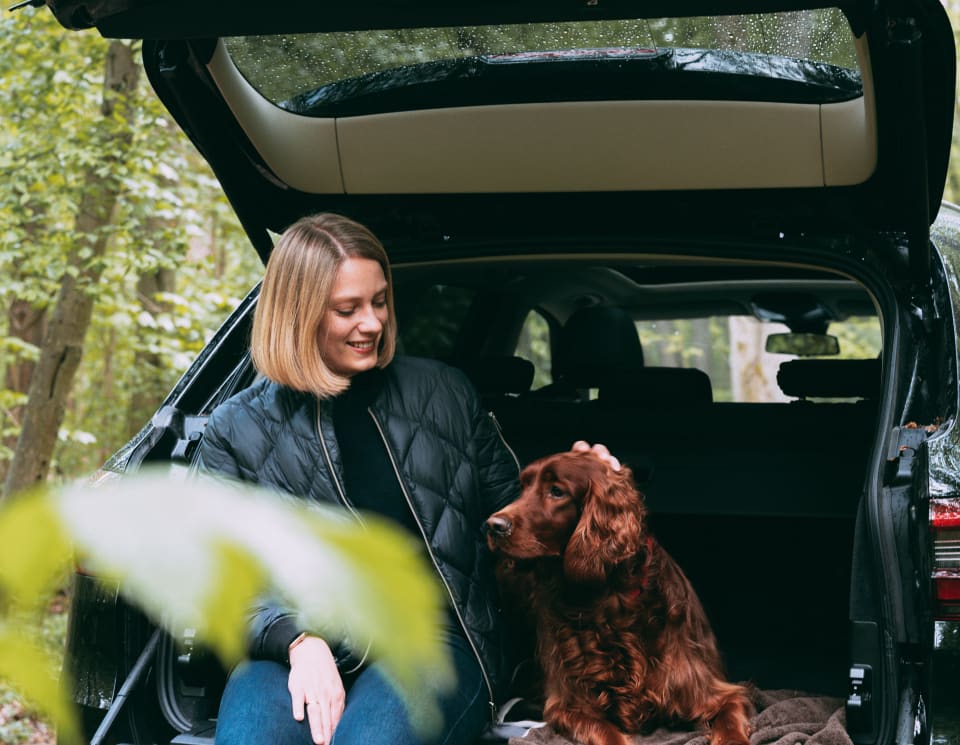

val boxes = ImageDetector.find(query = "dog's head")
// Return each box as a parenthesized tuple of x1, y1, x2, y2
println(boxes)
(486, 451, 646, 584)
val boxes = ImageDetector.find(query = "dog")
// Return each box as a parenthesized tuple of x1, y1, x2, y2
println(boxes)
(486, 451, 752, 745)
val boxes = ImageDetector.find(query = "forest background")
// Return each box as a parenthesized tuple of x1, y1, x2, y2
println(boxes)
(1, 4, 960, 743)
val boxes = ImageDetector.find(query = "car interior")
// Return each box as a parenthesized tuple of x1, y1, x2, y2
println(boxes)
(398, 258, 878, 698)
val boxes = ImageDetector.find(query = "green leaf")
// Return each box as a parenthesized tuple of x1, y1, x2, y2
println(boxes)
(0, 488, 72, 616)
(54, 469, 454, 700)
(0, 626, 78, 744)
(199, 542, 265, 664)
(0, 470, 455, 739)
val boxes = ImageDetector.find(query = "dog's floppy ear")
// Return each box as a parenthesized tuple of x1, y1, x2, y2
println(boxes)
(563, 463, 645, 585)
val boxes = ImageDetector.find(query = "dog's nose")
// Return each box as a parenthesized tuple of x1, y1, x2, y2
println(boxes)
(486, 515, 513, 538)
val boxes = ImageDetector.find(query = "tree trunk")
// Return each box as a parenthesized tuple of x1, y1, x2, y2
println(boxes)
(728, 317, 789, 403)
(0, 300, 48, 480)
(2, 41, 140, 499)
(126, 266, 177, 438)
(4, 301, 47, 395)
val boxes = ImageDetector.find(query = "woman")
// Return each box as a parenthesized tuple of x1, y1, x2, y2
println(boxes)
(198, 213, 617, 745)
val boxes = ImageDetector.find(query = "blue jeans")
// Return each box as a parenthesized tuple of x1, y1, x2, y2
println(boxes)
(215, 635, 489, 745)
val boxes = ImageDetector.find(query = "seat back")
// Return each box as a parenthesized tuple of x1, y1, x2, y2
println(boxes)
(533, 305, 644, 400)
(599, 366, 713, 405)
(777, 357, 881, 400)
(460, 355, 535, 399)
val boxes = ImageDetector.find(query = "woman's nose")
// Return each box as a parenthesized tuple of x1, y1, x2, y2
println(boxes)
(357, 305, 383, 331)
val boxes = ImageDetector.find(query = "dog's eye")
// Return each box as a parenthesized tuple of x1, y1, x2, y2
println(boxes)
(548, 485, 566, 499)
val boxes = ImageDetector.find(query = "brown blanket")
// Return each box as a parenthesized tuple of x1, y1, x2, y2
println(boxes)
(508, 689, 851, 745)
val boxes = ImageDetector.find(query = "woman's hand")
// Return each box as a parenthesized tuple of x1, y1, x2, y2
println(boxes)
(571, 440, 621, 471)
(288, 635, 345, 744)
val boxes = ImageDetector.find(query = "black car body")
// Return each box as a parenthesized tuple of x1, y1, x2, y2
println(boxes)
(34, 1, 960, 743)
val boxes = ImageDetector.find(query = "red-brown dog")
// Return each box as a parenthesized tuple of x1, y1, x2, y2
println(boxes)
(486, 451, 752, 745)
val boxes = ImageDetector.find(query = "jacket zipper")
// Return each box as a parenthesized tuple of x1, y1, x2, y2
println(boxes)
(315, 403, 370, 673)
(367, 408, 498, 723)
(489, 411, 520, 473)
(316, 404, 364, 523)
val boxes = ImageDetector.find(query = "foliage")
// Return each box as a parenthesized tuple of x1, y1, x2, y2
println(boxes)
(0, 597, 65, 745)
(0, 9, 263, 481)
(0, 472, 453, 740)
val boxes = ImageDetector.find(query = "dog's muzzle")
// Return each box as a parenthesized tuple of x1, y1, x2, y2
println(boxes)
(485, 515, 513, 539)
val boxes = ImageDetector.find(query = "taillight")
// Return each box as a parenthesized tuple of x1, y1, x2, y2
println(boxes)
(930, 498, 960, 620)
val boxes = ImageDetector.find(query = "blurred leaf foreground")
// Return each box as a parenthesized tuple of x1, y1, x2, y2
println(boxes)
(0, 470, 454, 742)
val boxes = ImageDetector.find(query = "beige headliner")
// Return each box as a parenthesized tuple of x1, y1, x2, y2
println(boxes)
(208, 37, 876, 195)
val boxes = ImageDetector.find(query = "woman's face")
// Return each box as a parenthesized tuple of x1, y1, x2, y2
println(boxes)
(319, 257, 390, 378)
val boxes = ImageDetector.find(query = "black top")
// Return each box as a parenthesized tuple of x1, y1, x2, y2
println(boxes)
(332, 368, 466, 641)
(332, 369, 419, 535)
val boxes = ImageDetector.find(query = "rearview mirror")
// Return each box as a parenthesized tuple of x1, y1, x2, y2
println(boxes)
(765, 332, 839, 356)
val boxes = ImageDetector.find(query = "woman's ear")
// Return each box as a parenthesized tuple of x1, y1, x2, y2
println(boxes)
(563, 466, 644, 585)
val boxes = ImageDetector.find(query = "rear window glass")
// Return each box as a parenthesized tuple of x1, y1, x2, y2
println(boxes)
(635, 315, 880, 403)
(512, 312, 880, 404)
(224, 9, 858, 105)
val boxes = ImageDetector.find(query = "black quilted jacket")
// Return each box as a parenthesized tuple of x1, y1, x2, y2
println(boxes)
(196, 355, 520, 705)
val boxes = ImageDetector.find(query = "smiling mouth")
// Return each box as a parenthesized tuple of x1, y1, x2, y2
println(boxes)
(347, 340, 376, 351)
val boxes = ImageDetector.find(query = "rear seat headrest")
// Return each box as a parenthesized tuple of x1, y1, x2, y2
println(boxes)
(555, 306, 644, 388)
(461, 356, 535, 396)
(600, 366, 714, 405)
(777, 358, 881, 400)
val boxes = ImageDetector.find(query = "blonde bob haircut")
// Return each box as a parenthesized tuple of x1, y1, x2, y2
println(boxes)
(251, 213, 397, 397)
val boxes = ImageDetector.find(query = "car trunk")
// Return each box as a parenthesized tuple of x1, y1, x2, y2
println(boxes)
(144, 367, 876, 745)
(96, 241, 898, 745)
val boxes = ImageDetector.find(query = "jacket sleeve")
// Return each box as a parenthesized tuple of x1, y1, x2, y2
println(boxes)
(245, 600, 304, 663)
(195, 407, 242, 479)
(195, 402, 307, 664)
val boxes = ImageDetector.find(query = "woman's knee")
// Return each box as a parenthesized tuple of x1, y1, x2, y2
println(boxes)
(215, 660, 311, 745)
(332, 654, 488, 745)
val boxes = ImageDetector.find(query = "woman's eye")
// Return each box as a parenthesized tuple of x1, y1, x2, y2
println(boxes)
(335, 308, 355, 317)
(548, 485, 566, 499)
(373, 297, 387, 308)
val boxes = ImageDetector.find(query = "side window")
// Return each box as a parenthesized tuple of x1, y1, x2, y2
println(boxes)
(515, 310, 552, 389)
(397, 284, 475, 360)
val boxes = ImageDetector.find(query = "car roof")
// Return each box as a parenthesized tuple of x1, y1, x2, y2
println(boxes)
(37, 0, 956, 274)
